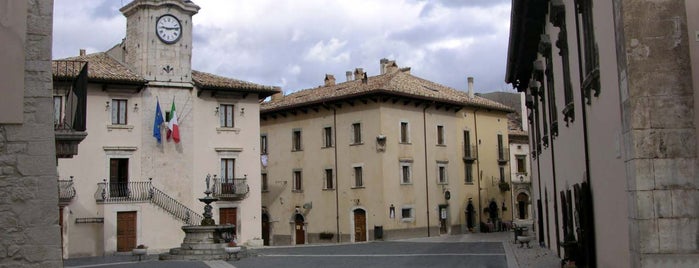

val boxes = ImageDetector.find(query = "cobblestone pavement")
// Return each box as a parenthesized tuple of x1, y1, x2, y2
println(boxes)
(62, 231, 560, 268)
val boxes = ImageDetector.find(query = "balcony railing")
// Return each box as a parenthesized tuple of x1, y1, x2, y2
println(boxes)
(53, 60, 88, 159)
(58, 177, 76, 206)
(497, 147, 510, 165)
(95, 179, 203, 225)
(463, 144, 478, 162)
(212, 175, 249, 201)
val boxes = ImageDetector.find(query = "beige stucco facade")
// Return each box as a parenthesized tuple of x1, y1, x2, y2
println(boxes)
(55, 0, 277, 257)
(260, 65, 513, 245)
(507, 0, 699, 267)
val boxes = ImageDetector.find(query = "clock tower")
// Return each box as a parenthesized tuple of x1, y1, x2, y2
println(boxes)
(120, 0, 199, 86)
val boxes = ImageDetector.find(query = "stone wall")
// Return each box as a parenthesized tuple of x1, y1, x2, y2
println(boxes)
(0, 0, 63, 267)
(616, 0, 699, 267)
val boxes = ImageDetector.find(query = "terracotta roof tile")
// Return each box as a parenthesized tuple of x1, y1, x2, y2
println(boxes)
(262, 70, 514, 113)
(192, 70, 280, 97)
(53, 52, 146, 84)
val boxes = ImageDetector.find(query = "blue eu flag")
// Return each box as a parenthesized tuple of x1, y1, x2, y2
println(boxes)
(153, 98, 164, 143)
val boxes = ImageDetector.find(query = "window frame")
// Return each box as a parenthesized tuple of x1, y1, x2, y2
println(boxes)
(111, 99, 128, 125)
(261, 173, 268, 192)
(400, 206, 414, 222)
(324, 168, 334, 190)
(323, 126, 333, 148)
(219, 104, 235, 128)
(437, 162, 448, 184)
(292, 129, 302, 151)
(53, 95, 64, 127)
(351, 122, 362, 145)
(352, 164, 364, 188)
(292, 170, 303, 192)
(516, 155, 527, 174)
(220, 158, 236, 182)
(465, 163, 473, 184)
(400, 121, 410, 144)
(436, 125, 445, 145)
(399, 161, 412, 185)
(260, 134, 268, 155)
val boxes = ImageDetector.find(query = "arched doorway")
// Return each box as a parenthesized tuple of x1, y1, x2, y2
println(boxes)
(261, 213, 270, 246)
(517, 192, 529, 219)
(294, 214, 305, 245)
(353, 209, 366, 242)
(466, 199, 475, 231)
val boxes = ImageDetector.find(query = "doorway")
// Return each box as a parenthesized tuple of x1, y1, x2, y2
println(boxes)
(109, 158, 128, 197)
(294, 214, 305, 245)
(261, 213, 270, 246)
(353, 209, 366, 242)
(116, 211, 136, 252)
(219, 207, 237, 226)
(517, 193, 529, 219)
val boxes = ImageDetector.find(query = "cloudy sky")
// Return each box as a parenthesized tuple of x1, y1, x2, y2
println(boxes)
(53, 0, 512, 94)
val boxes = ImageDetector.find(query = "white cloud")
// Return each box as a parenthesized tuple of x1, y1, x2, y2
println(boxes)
(304, 38, 350, 63)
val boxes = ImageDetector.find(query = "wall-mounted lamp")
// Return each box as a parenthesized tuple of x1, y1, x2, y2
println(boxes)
(214, 106, 219, 115)
(133, 103, 139, 111)
(240, 107, 245, 115)
(105, 101, 110, 111)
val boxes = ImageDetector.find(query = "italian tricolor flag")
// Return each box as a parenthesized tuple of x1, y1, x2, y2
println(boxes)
(167, 100, 180, 143)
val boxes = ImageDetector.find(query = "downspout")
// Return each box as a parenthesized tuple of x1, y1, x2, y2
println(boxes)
(574, 7, 596, 265)
(423, 104, 431, 237)
(472, 108, 481, 232)
(332, 106, 340, 243)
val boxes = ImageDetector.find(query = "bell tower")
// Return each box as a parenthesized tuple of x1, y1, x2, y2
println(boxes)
(120, 0, 199, 86)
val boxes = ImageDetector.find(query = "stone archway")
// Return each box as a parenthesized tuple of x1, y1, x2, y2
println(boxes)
(516, 192, 530, 219)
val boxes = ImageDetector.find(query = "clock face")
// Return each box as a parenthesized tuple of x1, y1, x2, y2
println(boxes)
(156, 14, 182, 44)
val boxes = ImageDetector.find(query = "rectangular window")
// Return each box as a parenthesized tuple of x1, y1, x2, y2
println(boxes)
(292, 129, 302, 151)
(497, 134, 505, 161)
(219, 104, 234, 127)
(465, 164, 473, 184)
(260, 135, 268, 155)
(516, 155, 527, 173)
(499, 166, 505, 183)
(353, 166, 363, 187)
(261, 173, 268, 192)
(401, 207, 414, 222)
(351, 123, 362, 144)
(111, 99, 127, 125)
(400, 122, 409, 143)
(464, 130, 472, 157)
(54, 96, 63, 127)
(400, 162, 412, 184)
(323, 126, 333, 147)
(324, 169, 334, 190)
(293, 170, 302, 191)
(437, 125, 445, 145)
(220, 158, 235, 182)
(437, 163, 447, 184)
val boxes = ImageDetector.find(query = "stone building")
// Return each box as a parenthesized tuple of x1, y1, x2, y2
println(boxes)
(0, 0, 64, 267)
(506, 0, 699, 267)
(53, 0, 279, 257)
(259, 60, 514, 245)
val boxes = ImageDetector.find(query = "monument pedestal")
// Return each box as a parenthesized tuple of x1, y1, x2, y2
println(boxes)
(159, 224, 236, 260)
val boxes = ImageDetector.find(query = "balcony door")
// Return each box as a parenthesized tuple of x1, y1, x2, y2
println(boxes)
(109, 158, 129, 197)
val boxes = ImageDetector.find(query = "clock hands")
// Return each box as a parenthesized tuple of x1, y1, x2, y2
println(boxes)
(159, 26, 180, 31)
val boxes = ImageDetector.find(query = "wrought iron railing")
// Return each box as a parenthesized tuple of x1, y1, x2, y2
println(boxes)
(58, 177, 76, 205)
(463, 144, 478, 161)
(95, 179, 203, 225)
(497, 147, 510, 164)
(212, 175, 249, 200)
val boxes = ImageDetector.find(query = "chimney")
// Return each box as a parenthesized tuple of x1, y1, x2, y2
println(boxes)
(79, 49, 86, 56)
(346, 71, 352, 82)
(353, 68, 364, 80)
(467, 77, 474, 98)
(380, 58, 389, 74)
(324, 74, 336, 86)
(271, 91, 284, 101)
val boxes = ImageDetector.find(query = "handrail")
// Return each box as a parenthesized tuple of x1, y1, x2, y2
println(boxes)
(212, 175, 249, 199)
(95, 179, 203, 225)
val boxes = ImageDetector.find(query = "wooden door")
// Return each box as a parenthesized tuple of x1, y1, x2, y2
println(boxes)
(116, 211, 136, 252)
(219, 207, 237, 225)
(261, 214, 270, 246)
(354, 209, 366, 242)
(294, 214, 305, 245)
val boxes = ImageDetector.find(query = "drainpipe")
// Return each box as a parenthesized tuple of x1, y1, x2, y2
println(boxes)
(423, 104, 431, 237)
(472, 108, 481, 232)
(332, 105, 340, 243)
